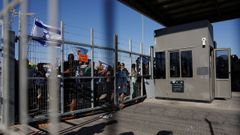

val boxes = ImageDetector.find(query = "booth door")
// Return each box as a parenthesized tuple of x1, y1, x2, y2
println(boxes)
(214, 48, 231, 98)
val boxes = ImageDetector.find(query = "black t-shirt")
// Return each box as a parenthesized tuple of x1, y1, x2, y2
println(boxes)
(64, 60, 79, 77)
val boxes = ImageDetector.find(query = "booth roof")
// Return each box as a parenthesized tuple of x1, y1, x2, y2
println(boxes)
(119, 0, 240, 27)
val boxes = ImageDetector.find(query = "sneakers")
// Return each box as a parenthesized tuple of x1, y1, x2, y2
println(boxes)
(99, 93, 107, 100)
(102, 114, 113, 119)
(123, 96, 130, 101)
(119, 103, 125, 110)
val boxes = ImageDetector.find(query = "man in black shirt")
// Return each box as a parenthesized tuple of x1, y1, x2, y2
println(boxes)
(64, 53, 79, 112)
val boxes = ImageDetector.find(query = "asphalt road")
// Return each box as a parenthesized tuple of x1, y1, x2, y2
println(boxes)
(60, 97, 240, 135)
(9, 93, 240, 135)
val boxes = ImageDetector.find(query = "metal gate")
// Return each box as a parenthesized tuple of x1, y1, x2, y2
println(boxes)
(0, 0, 152, 134)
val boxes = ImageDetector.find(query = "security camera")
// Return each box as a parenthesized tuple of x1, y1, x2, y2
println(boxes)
(202, 37, 206, 48)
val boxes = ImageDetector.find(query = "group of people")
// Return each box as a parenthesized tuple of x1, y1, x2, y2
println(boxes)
(62, 53, 144, 111)
(28, 52, 144, 113)
(116, 62, 142, 108)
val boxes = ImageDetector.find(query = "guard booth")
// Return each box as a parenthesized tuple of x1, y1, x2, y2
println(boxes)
(153, 20, 231, 102)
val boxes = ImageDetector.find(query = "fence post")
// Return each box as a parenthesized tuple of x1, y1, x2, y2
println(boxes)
(114, 34, 118, 106)
(48, 0, 60, 134)
(129, 39, 132, 100)
(150, 46, 154, 79)
(19, 2, 28, 133)
(60, 21, 64, 114)
(2, 0, 10, 127)
(90, 28, 94, 108)
(0, 20, 3, 124)
(140, 42, 143, 97)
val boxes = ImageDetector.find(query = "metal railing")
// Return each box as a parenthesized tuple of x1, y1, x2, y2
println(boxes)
(0, 1, 152, 134)
(26, 33, 151, 120)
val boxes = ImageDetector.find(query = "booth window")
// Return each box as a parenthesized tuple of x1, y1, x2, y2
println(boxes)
(154, 52, 166, 79)
(216, 50, 229, 79)
(181, 51, 193, 77)
(170, 51, 180, 77)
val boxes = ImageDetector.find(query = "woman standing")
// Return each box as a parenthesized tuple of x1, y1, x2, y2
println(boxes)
(131, 64, 137, 99)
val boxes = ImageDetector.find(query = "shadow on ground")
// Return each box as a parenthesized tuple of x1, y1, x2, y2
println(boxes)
(156, 130, 173, 135)
(65, 120, 117, 135)
(119, 131, 134, 135)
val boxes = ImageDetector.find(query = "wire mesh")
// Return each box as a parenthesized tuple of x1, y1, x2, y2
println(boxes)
(0, 1, 152, 134)
(93, 47, 115, 107)
(26, 36, 150, 117)
(26, 38, 62, 119)
(64, 26, 90, 43)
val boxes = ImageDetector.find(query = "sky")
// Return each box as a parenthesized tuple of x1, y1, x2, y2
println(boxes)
(213, 19, 240, 55)
(0, 0, 240, 59)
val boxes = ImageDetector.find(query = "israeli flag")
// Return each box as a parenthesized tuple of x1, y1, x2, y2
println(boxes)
(31, 18, 62, 46)
(73, 46, 88, 55)
(99, 60, 111, 70)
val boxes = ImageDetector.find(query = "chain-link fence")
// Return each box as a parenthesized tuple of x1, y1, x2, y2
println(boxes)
(26, 30, 151, 119)
(0, 1, 152, 134)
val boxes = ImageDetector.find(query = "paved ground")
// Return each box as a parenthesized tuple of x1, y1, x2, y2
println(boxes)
(10, 92, 240, 135)
(145, 92, 240, 112)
